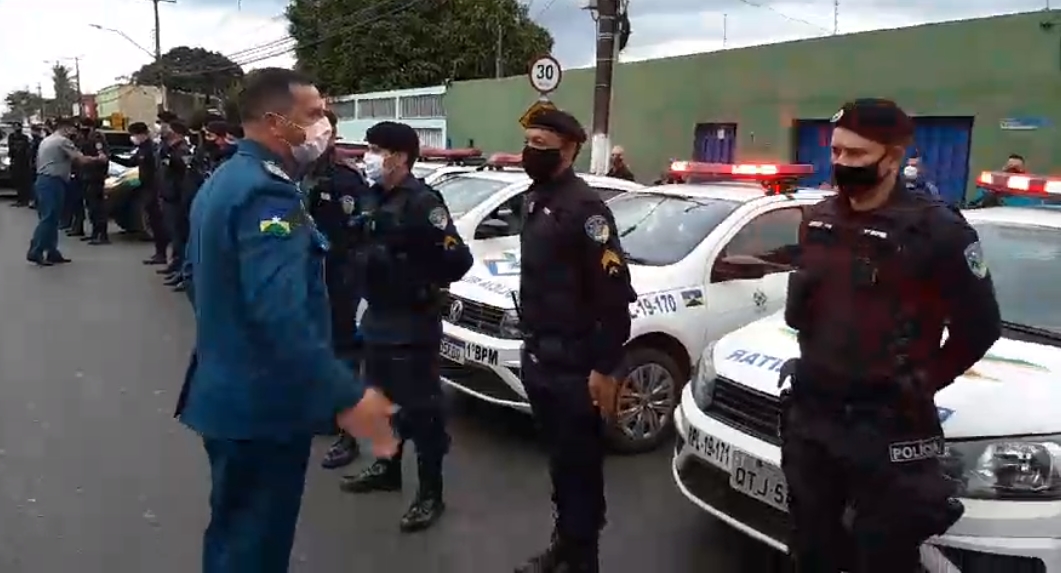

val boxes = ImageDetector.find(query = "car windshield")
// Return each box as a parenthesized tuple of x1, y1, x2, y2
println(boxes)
(972, 220, 1061, 334)
(433, 175, 511, 217)
(108, 162, 128, 177)
(608, 192, 740, 265)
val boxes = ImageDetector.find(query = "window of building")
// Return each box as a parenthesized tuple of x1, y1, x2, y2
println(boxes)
(357, 98, 396, 119)
(399, 94, 445, 118)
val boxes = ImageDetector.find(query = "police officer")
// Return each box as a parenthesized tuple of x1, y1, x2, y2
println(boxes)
(113, 122, 166, 261)
(75, 119, 111, 244)
(901, 151, 940, 199)
(304, 109, 372, 470)
(512, 109, 635, 573)
(339, 121, 472, 533)
(176, 67, 397, 573)
(781, 99, 1002, 572)
(159, 121, 192, 286)
(7, 123, 33, 207)
(60, 119, 88, 232)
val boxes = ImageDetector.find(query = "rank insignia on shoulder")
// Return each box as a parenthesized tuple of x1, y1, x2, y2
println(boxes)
(262, 160, 291, 182)
(830, 108, 844, 123)
(428, 206, 449, 229)
(443, 235, 459, 250)
(259, 216, 291, 237)
(600, 248, 623, 276)
(585, 214, 610, 243)
(341, 195, 356, 215)
(964, 241, 988, 278)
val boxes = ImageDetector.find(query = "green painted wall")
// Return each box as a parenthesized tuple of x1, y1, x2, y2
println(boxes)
(445, 11, 1061, 197)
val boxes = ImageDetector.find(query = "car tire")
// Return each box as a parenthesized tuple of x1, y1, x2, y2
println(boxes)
(605, 346, 684, 455)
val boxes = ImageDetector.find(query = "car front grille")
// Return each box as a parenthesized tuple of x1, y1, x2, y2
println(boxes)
(933, 546, 1045, 573)
(441, 292, 510, 338)
(440, 361, 526, 405)
(703, 377, 783, 445)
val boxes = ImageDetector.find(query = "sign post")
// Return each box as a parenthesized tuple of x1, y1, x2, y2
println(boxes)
(521, 55, 564, 128)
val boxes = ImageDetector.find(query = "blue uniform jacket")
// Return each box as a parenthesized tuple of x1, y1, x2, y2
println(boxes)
(177, 139, 365, 440)
(359, 175, 473, 345)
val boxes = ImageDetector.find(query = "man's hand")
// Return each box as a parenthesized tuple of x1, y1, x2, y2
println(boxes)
(588, 370, 619, 420)
(336, 388, 400, 458)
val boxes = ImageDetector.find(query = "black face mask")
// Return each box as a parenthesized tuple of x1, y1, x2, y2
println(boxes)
(522, 146, 563, 182)
(832, 155, 886, 198)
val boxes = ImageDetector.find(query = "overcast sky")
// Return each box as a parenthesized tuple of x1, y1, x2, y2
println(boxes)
(0, 0, 1050, 109)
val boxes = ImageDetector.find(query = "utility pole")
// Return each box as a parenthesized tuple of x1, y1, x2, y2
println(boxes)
(73, 57, 83, 114)
(495, 21, 503, 78)
(833, 0, 839, 35)
(723, 13, 728, 48)
(589, 0, 618, 175)
(37, 83, 44, 120)
(152, 0, 176, 110)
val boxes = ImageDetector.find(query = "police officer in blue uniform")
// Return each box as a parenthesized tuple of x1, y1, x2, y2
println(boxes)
(304, 109, 372, 470)
(781, 99, 1001, 572)
(176, 68, 397, 573)
(339, 121, 473, 533)
(513, 109, 636, 573)
(7, 123, 33, 207)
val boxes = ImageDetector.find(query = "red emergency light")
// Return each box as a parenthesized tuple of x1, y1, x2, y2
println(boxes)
(486, 152, 523, 167)
(420, 147, 482, 161)
(977, 171, 1061, 196)
(668, 161, 814, 178)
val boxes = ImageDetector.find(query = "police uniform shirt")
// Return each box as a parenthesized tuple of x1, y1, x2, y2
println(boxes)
(793, 181, 1001, 394)
(519, 169, 637, 374)
(77, 132, 109, 181)
(305, 156, 370, 253)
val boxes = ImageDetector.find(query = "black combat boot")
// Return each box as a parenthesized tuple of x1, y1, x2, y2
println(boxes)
(514, 533, 599, 573)
(321, 433, 360, 469)
(399, 458, 445, 532)
(339, 457, 402, 494)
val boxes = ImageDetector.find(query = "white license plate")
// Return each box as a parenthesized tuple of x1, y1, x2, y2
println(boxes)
(729, 449, 789, 512)
(686, 425, 733, 470)
(440, 336, 466, 364)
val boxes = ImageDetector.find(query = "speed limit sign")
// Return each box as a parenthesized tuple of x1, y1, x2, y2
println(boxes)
(528, 55, 563, 94)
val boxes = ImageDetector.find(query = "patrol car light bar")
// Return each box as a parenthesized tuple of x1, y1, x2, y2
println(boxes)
(977, 171, 1061, 195)
(420, 147, 482, 160)
(486, 152, 523, 166)
(669, 161, 814, 178)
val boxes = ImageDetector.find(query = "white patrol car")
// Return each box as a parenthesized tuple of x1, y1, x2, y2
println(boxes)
(674, 186, 1061, 570)
(441, 161, 833, 453)
(412, 148, 487, 183)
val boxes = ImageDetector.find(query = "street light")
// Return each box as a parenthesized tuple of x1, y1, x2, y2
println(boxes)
(88, 24, 156, 59)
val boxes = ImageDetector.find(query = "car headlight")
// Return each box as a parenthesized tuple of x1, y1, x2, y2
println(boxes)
(690, 341, 718, 410)
(0, 156, 9, 166)
(941, 435, 1061, 500)
(499, 309, 522, 339)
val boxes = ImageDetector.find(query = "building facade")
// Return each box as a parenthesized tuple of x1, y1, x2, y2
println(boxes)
(444, 11, 1061, 202)
(328, 85, 448, 148)
(95, 84, 163, 126)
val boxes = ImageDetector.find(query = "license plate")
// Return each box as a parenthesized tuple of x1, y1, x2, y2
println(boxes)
(686, 426, 733, 470)
(440, 336, 466, 364)
(729, 449, 789, 512)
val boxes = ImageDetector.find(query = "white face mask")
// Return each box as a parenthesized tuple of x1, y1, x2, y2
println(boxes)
(362, 151, 385, 183)
(902, 165, 918, 180)
(291, 118, 332, 166)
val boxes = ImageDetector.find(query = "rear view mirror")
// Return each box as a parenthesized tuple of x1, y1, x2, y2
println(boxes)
(713, 255, 767, 281)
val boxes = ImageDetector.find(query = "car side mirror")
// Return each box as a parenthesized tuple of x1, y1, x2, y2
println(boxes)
(713, 254, 768, 281)
(496, 207, 513, 218)
(474, 218, 510, 239)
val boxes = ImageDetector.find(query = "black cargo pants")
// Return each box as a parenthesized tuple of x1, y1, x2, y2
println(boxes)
(780, 396, 961, 573)
(521, 347, 606, 544)
(84, 178, 108, 239)
(364, 343, 450, 489)
(325, 251, 360, 354)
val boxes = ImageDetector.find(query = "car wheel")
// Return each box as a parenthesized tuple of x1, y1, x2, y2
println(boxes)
(605, 346, 684, 454)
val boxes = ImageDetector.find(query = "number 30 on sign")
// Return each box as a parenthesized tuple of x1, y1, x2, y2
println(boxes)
(528, 55, 563, 94)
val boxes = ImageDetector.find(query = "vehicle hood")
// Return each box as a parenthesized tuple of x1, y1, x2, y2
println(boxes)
(713, 312, 1061, 438)
(449, 240, 674, 309)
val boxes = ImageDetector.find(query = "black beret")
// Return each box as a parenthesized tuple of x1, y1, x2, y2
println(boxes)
(527, 109, 587, 144)
(365, 121, 420, 158)
(205, 120, 229, 137)
(157, 110, 178, 123)
(831, 98, 914, 146)
(169, 120, 189, 136)
(128, 121, 150, 135)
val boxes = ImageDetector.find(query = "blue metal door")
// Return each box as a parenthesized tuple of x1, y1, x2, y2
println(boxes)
(907, 117, 974, 205)
(793, 120, 833, 187)
(693, 123, 737, 163)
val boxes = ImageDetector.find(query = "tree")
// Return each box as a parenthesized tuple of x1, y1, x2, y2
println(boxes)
(131, 46, 245, 97)
(286, 0, 553, 95)
(4, 89, 45, 120)
(52, 65, 77, 116)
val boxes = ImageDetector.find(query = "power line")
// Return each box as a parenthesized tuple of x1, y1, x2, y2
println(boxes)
(534, 0, 559, 20)
(734, 0, 831, 34)
(174, 0, 432, 77)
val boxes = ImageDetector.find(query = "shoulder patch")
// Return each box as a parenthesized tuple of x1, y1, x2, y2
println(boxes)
(830, 108, 844, 123)
(259, 216, 291, 237)
(262, 161, 291, 182)
(428, 206, 449, 230)
(964, 241, 988, 278)
(600, 248, 623, 276)
(584, 214, 610, 243)
(341, 195, 356, 214)
(95, 142, 103, 150)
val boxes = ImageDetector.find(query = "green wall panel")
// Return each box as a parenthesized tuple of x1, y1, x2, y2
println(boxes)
(446, 11, 1061, 197)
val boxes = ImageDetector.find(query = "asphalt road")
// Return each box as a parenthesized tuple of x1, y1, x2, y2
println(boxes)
(0, 192, 784, 573)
